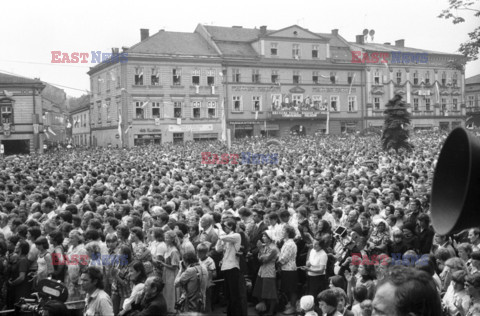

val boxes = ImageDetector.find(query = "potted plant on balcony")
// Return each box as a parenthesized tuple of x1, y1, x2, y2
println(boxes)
(381, 94, 413, 152)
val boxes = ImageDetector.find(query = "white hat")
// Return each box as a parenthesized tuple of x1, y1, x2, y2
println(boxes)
(300, 295, 314, 311)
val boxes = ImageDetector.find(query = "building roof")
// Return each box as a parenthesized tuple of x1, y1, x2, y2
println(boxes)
(216, 42, 258, 57)
(466, 74, 480, 85)
(317, 33, 349, 47)
(0, 72, 44, 85)
(349, 42, 460, 56)
(128, 31, 219, 56)
(203, 25, 262, 42)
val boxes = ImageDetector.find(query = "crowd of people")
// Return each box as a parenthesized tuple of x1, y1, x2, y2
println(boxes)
(1, 130, 480, 316)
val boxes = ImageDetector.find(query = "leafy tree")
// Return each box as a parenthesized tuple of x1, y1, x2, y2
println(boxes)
(382, 94, 413, 152)
(438, 0, 480, 60)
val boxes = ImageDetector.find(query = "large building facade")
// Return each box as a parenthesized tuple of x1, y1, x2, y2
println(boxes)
(350, 37, 466, 131)
(88, 29, 224, 147)
(88, 25, 467, 146)
(198, 25, 364, 137)
(0, 72, 45, 154)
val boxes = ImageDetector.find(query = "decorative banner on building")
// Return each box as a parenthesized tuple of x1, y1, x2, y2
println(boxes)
(271, 110, 328, 119)
(231, 86, 281, 92)
(313, 87, 357, 93)
(168, 124, 213, 132)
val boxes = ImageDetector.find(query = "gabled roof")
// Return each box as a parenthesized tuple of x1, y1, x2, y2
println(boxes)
(203, 25, 261, 42)
(265, 25, 328, 41)
(466, 74, 480, 85)
(0, 72, 44, 85)
(128, 31, 219, 56)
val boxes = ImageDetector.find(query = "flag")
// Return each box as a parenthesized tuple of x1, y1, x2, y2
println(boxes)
(109, 70, 116, 81)
(221, 100, 227, 142)
(255, 111, 258, 120)
(118, 110, 122, 140)
(124, 124, 132, 134)
(142, 101, 149, 108)
(348, 73, 356, 95)
(195, 85, 200, 94)
(3, 90, 13, 97)
(102, 103, 108, 108)
(48, 127, 56, 135)
(66, 119, 72, 129)
(435, 82, 440, 103)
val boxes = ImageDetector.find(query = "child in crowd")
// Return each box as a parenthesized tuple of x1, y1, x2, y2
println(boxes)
(300, 295, 317, 316)
(197, 242, 216, 312)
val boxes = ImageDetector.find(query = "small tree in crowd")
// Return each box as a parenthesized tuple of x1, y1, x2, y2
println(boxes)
(382, 94, 413, 152)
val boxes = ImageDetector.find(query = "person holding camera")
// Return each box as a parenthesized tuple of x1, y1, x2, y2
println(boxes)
(174, 251, 208, 312)
(215, 219, 248, 316)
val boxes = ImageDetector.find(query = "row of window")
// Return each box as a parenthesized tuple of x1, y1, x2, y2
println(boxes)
(269, 43, 321, 59)
(373, 71, 459, 86)
(134, 101, 217, 119)
(233, 70, 354, 85)
(95, 68, 460, 92)
(373, 97, 459, 111)
(90, 102, 216, 122)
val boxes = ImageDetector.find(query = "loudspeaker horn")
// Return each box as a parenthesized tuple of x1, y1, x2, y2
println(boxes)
(431, 127, 480, 235)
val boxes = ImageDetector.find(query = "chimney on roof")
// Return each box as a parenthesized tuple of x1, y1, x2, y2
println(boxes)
(260, 25, 267, 36)
(141, 29, 149, 41)
(356, 35, 365, 45)
(122, 46, 129, 52)
(395, 39, 405, 47)
(332, 29, 339, 35)
(160, 29, 165, 32)
(111, 47, 119, 55)
(384, 42, 391, 45)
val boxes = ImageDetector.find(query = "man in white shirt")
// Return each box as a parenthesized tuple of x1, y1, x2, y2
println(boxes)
(215, 219, 247, 316)
(81, 266, 114, 316)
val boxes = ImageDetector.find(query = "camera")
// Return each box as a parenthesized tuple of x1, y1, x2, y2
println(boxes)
(15, 297, 42, 315)
(14, 278, 68, 316)
(174, 296, 186, 311)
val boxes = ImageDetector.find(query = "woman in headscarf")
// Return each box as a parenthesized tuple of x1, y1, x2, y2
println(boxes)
(253, 230, 279, 316)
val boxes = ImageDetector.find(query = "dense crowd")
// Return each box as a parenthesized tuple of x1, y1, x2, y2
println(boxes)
(1, 130, 480, 316)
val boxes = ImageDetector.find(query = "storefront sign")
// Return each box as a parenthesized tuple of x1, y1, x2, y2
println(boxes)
(230, 121, 262, 125)
(313, 87, 357, 93)
(234, 125, 253, 130)
(168, 124, 213, 132)
(139, 128, 162, 133)
(271, 111, 327, 118)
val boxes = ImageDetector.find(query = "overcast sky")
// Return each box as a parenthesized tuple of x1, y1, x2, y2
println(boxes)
(1, 0, 478, 98)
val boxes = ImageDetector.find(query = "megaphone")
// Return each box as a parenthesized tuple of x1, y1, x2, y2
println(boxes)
(431, 127, 480, 235)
